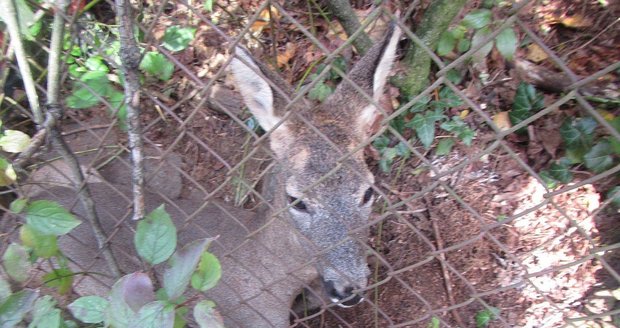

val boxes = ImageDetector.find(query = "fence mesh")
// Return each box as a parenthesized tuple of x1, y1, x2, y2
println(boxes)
(1, 0, 619, 327)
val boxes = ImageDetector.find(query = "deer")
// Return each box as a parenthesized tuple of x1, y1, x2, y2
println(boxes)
(11, 22, 401, 328)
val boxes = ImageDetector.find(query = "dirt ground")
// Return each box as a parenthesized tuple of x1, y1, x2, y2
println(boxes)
(51, 0, 620, 327)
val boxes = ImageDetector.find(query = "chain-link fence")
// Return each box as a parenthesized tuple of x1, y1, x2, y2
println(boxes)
(1, 0, 619, 327)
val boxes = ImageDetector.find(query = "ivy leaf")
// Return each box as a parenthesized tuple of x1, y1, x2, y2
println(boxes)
(191, 252, 222, 292)
(84, 56, 109, 72)
(432, 87, 463, 110)
(134, 205, 177, 265)
(437, 31, 456, 56)
(509, 82, 544, 131)
(139, 52, 174, 81)
(0, 289, 39, 327)
(547, 161, 573, 183)
(584, 140, 614, 173)
(539, 170, 559, 189)
(43, 268, 73, 294)
(495, 27, 518, 60)
(25, 200, 81, 236)
(408, 114, 435, 149)
(560, 117, 597, 162)
(308, 81, 333, 102)
(475, 307, 500, 328)
(66, 71, 111, 109)
(436, 138, 455, 156)
(162, 26, 197, 52)
(194, 300, 225, 328)
(0, 130, 31, 153)
(2, 243, 30, 282)
(163, 238, 214, 300)
(462, 9, 492, 29)
(68, 296, 108, 324)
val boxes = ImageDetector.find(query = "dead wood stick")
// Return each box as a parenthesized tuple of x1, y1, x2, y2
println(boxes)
(425, 195, 466, 328)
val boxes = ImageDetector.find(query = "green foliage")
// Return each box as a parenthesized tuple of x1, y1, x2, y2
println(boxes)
(559, 117, 597, 163)
(43, 268, 73, 295)
(163, 238, 213, 300)
(191, 252, 222, 292)
(427, 316, 440, 328)
(440, 116, 475, 146)
(25, 200, 81, 236)
(204, 0, 214, 12)
(509, 82, 544, 131)
(29, 295, 62, 328)
(307, 57, 347, 102)
(0, 289, 39, 328)
(436, 6, 518, 61)
(607, 186, 620, 208)
(135, 205, 178, 265)
(407, 109, 446, 149)
(2, 243, 31, 283)
(194, 300, 225, 328)
(68, 296, 108, 324)
(584, 140, 614, 173)
(162, 26, 197, 52)
(435, 138, 455, 156)
(0, 130, 31, 153)
(475, 307, 500, 327)
(131, 301, 175, 327)
(140, 52, 175, 81)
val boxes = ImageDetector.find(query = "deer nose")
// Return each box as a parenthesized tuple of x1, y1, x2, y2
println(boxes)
(324, 280, 364, 308)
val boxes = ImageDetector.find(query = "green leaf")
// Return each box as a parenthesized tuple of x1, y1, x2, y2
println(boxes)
(437, 31, 456, 56)
(471, 27, 493, 63)
(0, 289, 39, 328)
(2, 243, 30, 282)
(432, 87, 463, 110)
(407, 110, 446, 149)
(440, 116, 475, 145)
(107, 91, 128, 130)
(130, 301, 175, 328)
(308, 81, 333, 102)
(25, 200, 81, 236)
(510, 82, 544, 130)
(162, 26, 197, 52)
(19, 225, 59, 258)
(539, 170, 559, 189)
(11, 0, 36, 40)
(428, 317, 440, 328)
(68, 296, 109, 324)
(139, 52, 174, 81)
(135, 205, 177, 265)
(28, 295, 61, 328)
(203, 0, 213, 12)
(0, 158, 16, 187)
(0, 276, 10, 304)
(84, 56, 109, 72)
(584, 140, 614, 173)
(548, 162, 573, 183)
(495, 27, 518, 60)
(9, 199, 27, 214)
(107, 273, 155, 328)
(560, 117, 597, 161)
(163, 238, 214, 300)
(462, 9, 492, 29)
(0, 130, 31, 153)
(43, 268, 73, 294)
(193, 300, 224, 328)
(436, 138, 455, 156)
(191, 252, 222, 292)
(395, 141, 411, 159)
(457, 37, 471, 53)
(476, 307, 500, 327)
(372, 135, 390, 151)
(66, 71, 112, 109)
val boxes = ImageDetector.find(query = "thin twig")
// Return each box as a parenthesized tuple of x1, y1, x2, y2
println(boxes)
(425, 195, 466, 328)
(45, 0, 121, 278)
(114, 0, 145, 221)
(0, 0, 43, 124)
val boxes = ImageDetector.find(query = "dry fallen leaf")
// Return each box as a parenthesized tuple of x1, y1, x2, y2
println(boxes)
(493, 111, 512, 131)
(526, 44, 548, 63)
(250, 5, 280, 34)
(276, 43, 296, 68)
(560, 14, 593, 28)
(460, 109, 470, 119)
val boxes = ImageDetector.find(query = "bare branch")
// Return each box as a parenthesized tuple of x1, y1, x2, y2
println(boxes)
(0, 0, 43, 123)
(114, 0, 145, 221)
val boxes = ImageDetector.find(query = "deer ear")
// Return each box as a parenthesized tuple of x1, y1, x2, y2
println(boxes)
(230, 48, 281, 132)
(330, 25, 401, 136)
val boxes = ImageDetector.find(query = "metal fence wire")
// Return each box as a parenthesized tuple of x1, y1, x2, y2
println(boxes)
(1, 0, 619, 327)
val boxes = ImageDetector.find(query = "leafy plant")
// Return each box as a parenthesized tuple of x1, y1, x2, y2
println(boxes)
(373, 86, 475, 173)
(0, 121, 31, 186)
(509, 82, 544, 132)
(162, 26, 197, 52)
(307, 57, 347, 102)
(437, 8, 518, 61)
(475, 307, 500, 327)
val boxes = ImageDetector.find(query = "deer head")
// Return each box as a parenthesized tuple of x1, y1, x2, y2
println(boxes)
(230, 24, 401, 307)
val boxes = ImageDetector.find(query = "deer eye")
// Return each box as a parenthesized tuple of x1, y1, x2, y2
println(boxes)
(288, 196, 307, 211)
(362, 187, 374, 205)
